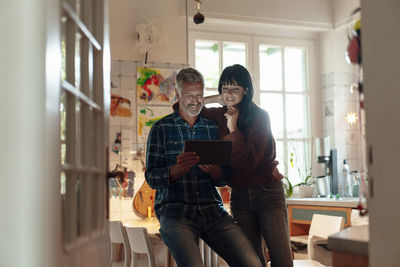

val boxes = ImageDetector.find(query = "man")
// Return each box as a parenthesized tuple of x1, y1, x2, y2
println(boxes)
(145, 68, 261, 267)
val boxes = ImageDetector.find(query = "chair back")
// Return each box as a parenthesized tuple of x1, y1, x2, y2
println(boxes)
(308, 214, 345, 239)
(307, 214, 344, 265)
(109, 221, 131, 267)
(126, 227, 155, 267)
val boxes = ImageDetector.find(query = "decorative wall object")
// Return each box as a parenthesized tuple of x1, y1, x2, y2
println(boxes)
(134, 17, 164, 55)
(137, 67, 178, 105)
(111, 93, 132, 117)
(137, 105, 171, 143)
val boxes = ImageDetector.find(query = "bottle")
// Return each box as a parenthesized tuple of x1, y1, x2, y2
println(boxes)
(343, 159, 351, 197)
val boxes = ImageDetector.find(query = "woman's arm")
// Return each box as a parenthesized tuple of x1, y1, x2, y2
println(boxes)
(204, 94, 226, 106)
(223, 109, 275, 171)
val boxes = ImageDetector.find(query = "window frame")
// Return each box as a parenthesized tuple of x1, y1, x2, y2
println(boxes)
(253, 37, 318, 181)
(189, 31, 253, 93)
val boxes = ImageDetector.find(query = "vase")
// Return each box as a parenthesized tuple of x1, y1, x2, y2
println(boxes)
(298, 185, 314, 198)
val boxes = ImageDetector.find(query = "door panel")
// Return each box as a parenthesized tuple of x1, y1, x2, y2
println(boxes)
(59, 0, 111, 266)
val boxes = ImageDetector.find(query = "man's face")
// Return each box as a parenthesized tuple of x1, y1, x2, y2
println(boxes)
(177, 81, 204, 117)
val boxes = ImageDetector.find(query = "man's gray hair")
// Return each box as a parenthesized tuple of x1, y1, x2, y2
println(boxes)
(175, 67, 204, 95)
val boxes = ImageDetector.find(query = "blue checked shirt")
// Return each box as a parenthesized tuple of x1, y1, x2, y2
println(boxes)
(145, 108, 228, 227)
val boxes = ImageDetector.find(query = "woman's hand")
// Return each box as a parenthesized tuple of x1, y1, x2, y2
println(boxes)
(224, 107, 239, 133)
(204, 94, 226, 106)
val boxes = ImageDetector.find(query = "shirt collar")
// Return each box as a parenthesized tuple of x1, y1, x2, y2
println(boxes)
(172, 102, 207, 126)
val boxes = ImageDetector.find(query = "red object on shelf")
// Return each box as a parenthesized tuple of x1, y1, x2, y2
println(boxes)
(219, 186, 231, 204)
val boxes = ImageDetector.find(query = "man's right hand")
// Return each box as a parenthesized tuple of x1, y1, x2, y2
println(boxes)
(169, 152, 200, 181)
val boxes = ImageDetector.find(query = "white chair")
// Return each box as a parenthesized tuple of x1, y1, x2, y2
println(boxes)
(270, 214, 344, 267)
(292, 214, 345, 266)
(109, 221, 132, 267)
(200, 239, 219, 267)
(126, 226, 156, 267)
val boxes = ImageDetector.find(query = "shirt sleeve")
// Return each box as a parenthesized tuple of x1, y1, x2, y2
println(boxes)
(144, 123, 171, 189)
(223, 109, 276, 171)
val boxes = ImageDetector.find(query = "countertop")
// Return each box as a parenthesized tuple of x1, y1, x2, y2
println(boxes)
(124, 218, 160, 235)
(286, 197, 363, 208)
(328, 225, 369, 255)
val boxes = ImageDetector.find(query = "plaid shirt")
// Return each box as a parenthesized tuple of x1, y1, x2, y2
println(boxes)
(145, 108, 228, 227)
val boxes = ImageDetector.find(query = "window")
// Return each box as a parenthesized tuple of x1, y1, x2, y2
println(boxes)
(258, 43, 311, 185)
(60, 0, 107, 247)
(190, 32, 316, 185)
(191, 32, 250, 97)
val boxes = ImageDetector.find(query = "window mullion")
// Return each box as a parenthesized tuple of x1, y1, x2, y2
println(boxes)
(281, 47, 289, 176)
(219, 41, 223, 78)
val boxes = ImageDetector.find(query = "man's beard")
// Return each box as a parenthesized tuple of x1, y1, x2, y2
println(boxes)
(181, 103, 203, 117)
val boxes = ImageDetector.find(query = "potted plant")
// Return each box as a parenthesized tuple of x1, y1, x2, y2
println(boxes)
(285, 150, 315, 198)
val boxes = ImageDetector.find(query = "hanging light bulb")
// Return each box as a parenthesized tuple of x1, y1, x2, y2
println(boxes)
(193, 0, 205, 24)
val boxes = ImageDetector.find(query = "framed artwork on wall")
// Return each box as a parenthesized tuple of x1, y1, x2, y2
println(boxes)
(136, 67, 178, 105)
(137, 105, 171, 143)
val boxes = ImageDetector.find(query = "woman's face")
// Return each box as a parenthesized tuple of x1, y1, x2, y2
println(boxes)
(221, 82, 247, 107)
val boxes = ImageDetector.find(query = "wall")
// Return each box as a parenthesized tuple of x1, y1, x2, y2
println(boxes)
(318, 26, 362, 194)
(110, 0, 186, 63)
(180, 0, 333, 29)
(332, 0, 360, 27)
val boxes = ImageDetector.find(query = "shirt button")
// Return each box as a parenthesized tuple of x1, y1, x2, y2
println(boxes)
(193, 132, 196, 134)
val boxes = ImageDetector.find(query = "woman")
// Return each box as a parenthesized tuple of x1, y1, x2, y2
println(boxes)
(202, 64, 293, 267)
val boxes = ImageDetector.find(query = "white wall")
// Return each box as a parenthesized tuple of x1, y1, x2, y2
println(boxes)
(110, 0, 186, 63)
(110, 0, 338, 64)
(318, 26, 361, 180)
(332, 0, 360, 27)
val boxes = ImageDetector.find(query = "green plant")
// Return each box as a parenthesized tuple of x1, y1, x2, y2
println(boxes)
(290, 146, 314, 182)
(283, 176, 293, 198)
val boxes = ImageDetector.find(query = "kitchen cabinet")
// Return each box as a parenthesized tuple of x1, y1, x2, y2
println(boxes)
(286, 197, 361, 236)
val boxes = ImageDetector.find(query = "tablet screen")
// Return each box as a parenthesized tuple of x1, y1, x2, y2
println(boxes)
(184, 140, 232, 165)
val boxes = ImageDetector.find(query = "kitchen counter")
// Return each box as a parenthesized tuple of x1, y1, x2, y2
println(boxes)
(286, 197, 366, 236)
(328, 225, 369, 255)
(328, 225, 369, 266)
(286, 197, 362, 208)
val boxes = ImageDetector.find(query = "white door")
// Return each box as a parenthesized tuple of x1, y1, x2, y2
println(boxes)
(0, 0, 111, 266)
(363, 0, 400, 266)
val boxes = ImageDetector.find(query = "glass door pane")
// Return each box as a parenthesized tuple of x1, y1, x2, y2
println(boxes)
(284, 47, 306, 92)
(285, 94, 308, 138)
(287, 141, 310, 185)
(259, 45, 282, 91)
(260, 92, 284, 139)
(195, 40, 220, 88)
(275, 140, 285, 173)
(222, 42, 246, 68)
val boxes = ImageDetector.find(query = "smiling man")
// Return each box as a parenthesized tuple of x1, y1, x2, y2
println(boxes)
(145, 67, 261, 267)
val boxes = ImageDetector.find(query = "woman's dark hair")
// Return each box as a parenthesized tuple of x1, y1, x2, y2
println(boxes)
(218, 64, 256, 130)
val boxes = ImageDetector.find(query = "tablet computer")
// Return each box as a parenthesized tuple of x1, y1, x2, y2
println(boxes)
(184, 140, 232, 165)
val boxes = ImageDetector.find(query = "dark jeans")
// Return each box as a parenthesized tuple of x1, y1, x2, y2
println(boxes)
(159, 214, 261, 267)
(230, 181, 293, 267)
